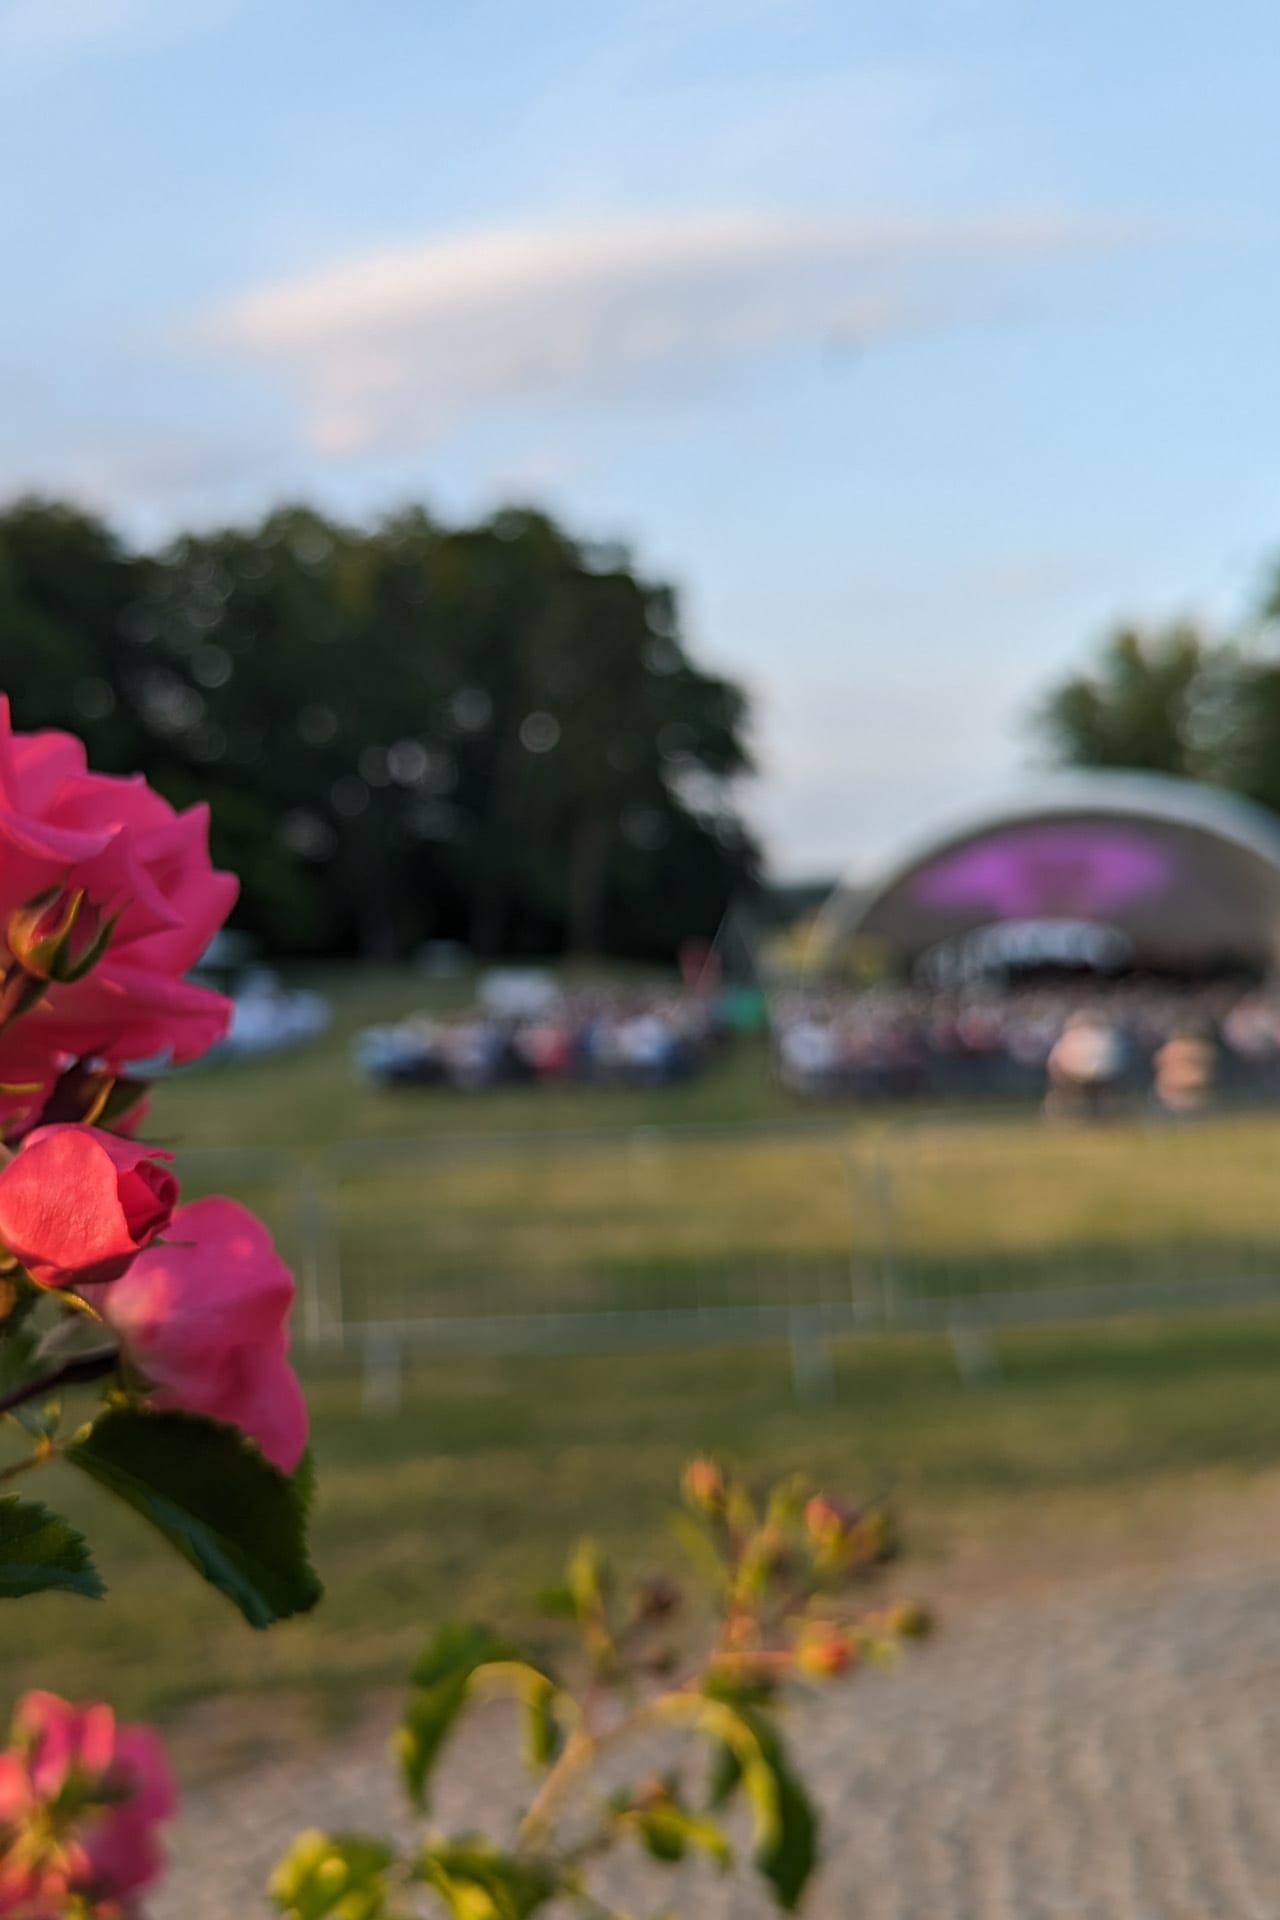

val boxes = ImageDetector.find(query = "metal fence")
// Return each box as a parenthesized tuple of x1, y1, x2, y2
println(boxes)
(171, 1105, 1280, 1405)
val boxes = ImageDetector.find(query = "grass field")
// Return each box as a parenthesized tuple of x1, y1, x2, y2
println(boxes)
(152, 968, 1280, 1320)
(4, 966, 1280, 1744)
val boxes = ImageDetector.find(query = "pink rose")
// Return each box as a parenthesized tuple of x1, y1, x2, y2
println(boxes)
(85, 1197, 308, 1473)
(0, 697, 237, 1130)
(0, 1691, 176, 1917)
(0, 1125, 177, 1287)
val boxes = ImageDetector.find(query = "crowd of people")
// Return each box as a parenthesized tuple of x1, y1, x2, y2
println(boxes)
(770, 976, 1280, 1110)
(354, 986, 724, 1091)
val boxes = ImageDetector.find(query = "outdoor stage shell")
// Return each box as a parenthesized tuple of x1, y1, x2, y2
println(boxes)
(817, 772, 1280, 977)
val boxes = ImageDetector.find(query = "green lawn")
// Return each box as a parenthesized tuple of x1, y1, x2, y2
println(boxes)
(4, 966, 1278, 1750)
(6, 1313, 1280, 1749)
(152, 970, 1280, 1320)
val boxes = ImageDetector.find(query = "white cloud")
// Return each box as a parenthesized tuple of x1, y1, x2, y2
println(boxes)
(205, 207, 1127, 459)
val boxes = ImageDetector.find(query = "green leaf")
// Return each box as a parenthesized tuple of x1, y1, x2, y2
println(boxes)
(705, 1738, 742, 1811)
(667, 1512, 730, 1594)
(765, 1474, 811, 1530)
(565, 1536, 616, 1671)
(268, 1831, 395, 1920)
(415, 1838, 557, 1920)
(735, 1714, 817, 1912)
(566, 1536, 611, 1620)
(396, 1678, 470, 1813)
(625, 1800, 733, 1871)
(520, 1671, 562, 1771)
(410, 1623, 519, 1691)
(691, 1691, 817, 1910)
(0, 1496, 103, 1599)
(399, 1625, 517, 1810)
(66, 1409, 321, 1629)
(399, 1625, 563, 1807)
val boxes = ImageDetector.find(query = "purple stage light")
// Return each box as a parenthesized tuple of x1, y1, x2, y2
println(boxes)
(912, 823, 1175, 920)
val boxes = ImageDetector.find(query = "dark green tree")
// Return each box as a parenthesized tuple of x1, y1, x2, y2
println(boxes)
(1034, 623, 1216, 778)
(0, 495, 756, 963)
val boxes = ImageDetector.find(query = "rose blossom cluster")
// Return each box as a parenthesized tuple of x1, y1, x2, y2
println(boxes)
(0, 698, 307, 1472)
(0, 1691, 176, 1919)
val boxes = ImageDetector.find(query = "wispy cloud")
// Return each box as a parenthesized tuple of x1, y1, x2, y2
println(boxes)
(204, 207, 1128, 458)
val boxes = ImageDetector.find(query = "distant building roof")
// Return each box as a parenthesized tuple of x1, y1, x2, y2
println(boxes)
(814, 773, 1280, 974)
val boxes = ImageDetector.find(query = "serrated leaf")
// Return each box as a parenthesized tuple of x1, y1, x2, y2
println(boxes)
(268, 1830, 395, 1920)
(415, 1838, 557, 1920)
(0, 1496, 103, 1599)
(66, 1409, 321, 1628)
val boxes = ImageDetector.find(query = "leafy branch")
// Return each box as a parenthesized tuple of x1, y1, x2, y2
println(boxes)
(270, 1459, 933, 1919)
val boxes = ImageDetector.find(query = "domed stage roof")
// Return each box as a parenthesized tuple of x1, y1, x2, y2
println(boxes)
(817, 773, 1280, 978)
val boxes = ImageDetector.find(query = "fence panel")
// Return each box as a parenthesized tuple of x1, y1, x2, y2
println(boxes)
(173, 1110, 1280, 1375)
(322, 1123, 877, 1333)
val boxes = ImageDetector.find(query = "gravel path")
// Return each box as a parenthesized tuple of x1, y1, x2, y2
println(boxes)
(155, 1551, 1280, 1919)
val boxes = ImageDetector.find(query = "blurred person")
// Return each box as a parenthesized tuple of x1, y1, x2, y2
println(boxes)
(1153, 1024, 1217, 1113)
(1044, 1008, 1126, 1119)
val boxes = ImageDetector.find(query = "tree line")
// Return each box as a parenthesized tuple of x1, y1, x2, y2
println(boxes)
(0, 498, 757, 962)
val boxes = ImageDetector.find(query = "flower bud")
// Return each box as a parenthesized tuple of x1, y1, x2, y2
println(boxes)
(7, 886, 115, 985)
(804, 1493, 859, 1545)
(883, 1599, 933, 1639)
(794, 1626, 858, 1678)
(682, 1457, 725, 1514)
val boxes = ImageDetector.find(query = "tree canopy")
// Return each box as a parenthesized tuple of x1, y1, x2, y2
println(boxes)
(1033, 613, 1280, 820)
(0, 498, 757, 961)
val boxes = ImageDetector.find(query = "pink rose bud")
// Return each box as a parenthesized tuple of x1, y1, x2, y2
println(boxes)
(7, 885, 114, 985)
(0, 1691, 176, 1916)
(0, 1124, 177, 1287)
(84, 1197, 309, 1473)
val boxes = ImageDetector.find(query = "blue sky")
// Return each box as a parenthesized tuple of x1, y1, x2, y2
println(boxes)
(4, 0, 1280, 877)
